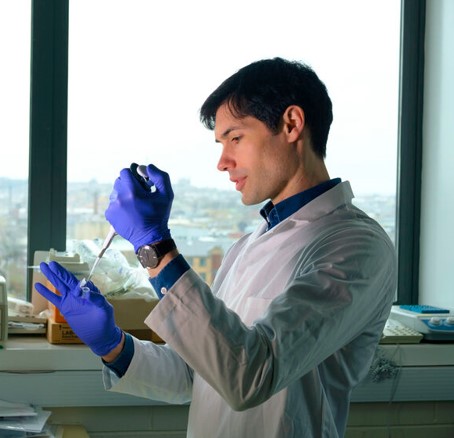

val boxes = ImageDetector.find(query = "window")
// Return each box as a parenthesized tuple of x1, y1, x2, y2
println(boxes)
(26, 0, 424, 303)
(0, 3, 31, 300)
(66, 0, 400, 280)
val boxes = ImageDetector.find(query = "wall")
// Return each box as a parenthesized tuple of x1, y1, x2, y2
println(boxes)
(47, 406, 189, 438)
(420, 0, 454, 308)
(347, 402, 454, 438)
(45, 402, 454, 437)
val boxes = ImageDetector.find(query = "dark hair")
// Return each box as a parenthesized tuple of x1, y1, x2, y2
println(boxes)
(199, 57, 333, 158)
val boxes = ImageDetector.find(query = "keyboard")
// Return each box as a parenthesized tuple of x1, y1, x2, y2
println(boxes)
(380, 318, 423, 344)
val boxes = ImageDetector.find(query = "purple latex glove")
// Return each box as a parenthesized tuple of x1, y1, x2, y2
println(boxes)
(105, 163, 174, 253)
(35, 261, 123, 356)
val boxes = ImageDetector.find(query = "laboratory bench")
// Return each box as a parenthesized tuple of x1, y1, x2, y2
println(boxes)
(1, 335, 453, 407)
(0, 335, 161, 407)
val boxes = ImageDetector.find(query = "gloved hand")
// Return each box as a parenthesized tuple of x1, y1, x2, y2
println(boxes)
(35, 261, 123, 357)
(105, 163, 174, 253)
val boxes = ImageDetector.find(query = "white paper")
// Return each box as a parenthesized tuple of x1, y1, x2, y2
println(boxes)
(0, 401, 36, 418)
(0, 404, 50, 433)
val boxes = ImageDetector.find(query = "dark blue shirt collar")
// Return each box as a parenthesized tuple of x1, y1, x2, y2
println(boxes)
(260, 178, 341, 230)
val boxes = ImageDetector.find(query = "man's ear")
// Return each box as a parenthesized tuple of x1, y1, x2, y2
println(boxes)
(282, 105, 305, 142)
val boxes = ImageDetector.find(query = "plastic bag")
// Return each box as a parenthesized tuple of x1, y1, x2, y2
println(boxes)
(71, 240, 157, 298)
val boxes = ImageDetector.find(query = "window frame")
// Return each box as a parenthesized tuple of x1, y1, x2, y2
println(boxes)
(395, 0, 425, 304)
(27, 0, 68, 294)
(26, 0, 425, 303)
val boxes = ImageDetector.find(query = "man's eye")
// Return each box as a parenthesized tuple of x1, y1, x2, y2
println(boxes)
(231, 136, 240, 143)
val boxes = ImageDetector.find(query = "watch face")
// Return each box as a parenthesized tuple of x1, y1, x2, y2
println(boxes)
(137, 239, 176, 269)
(138, 245, 159, 269)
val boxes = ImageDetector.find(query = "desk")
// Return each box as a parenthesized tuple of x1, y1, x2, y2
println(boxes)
(1, 336, 453, 406)
(352, 342, 454, 402)
(0, 336, 161, 407)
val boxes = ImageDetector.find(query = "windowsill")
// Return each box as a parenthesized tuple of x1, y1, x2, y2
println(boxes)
(376, 341, 454, 366)
(0, 335, 100, 371)
(3, 336, 453, 370)
(1, 336, 453, 406)
(0, 335, 164, 407)
(352, 342, 454, 403)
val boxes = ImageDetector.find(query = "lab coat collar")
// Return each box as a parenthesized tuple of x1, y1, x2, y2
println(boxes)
(289, 180, 354, 222)
(253, 181, 355, 240)
(260, 178, 342, 230)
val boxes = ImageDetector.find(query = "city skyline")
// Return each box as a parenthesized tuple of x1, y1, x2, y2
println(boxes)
(0, 176, 396, 300)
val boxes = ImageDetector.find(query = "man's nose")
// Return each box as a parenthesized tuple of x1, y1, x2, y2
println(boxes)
(217, 147, 235, 172)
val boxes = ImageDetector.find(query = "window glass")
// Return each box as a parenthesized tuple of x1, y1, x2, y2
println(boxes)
(0, 3, 31, 300)
(68, 0, 400, 279)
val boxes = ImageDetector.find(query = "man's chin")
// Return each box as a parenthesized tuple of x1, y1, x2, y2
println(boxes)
(240, 192, 266, 206)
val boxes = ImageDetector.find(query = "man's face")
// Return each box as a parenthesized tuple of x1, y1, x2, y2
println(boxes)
(214, 103, 300, 206)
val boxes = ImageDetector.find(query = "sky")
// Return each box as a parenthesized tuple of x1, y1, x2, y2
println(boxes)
(1, 0, 401, 195)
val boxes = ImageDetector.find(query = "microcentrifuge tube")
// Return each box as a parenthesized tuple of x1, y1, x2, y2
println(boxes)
(79, 278, 90, 293)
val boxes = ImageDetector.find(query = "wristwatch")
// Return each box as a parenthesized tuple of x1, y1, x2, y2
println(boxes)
(137, 239, 176, 269)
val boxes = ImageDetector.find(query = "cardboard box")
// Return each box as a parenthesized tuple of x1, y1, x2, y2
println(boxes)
(108, 297, 164, 343)
(44, 283, 163, 341)
(47, 317, 83, 344)
(46, 297, 164, 344)
(45, 280, 67, 323)
(31, 250, 164, 344)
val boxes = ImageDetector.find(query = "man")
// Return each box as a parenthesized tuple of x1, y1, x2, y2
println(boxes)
(36, 57, 396, 437)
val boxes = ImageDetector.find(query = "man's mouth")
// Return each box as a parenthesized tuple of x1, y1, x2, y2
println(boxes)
(232, 177, 246, 192)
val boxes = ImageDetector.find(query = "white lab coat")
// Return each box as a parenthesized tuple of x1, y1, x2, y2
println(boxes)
(103, 181, 397, 438)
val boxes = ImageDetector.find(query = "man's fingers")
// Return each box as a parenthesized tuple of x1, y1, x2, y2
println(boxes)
(39, 262, 68, 295)
(47, 261, 80, 289)
(145, 164, 174, 199)
(34, 282, 62, 308)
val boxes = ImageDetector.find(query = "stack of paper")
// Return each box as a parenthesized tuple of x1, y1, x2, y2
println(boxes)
(7, 316, 47, 335)
(0, 400, 52, 437)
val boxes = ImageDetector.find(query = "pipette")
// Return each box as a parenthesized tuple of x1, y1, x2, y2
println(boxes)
(85, 226, 117, 283)
(84, 164, 152, 284)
